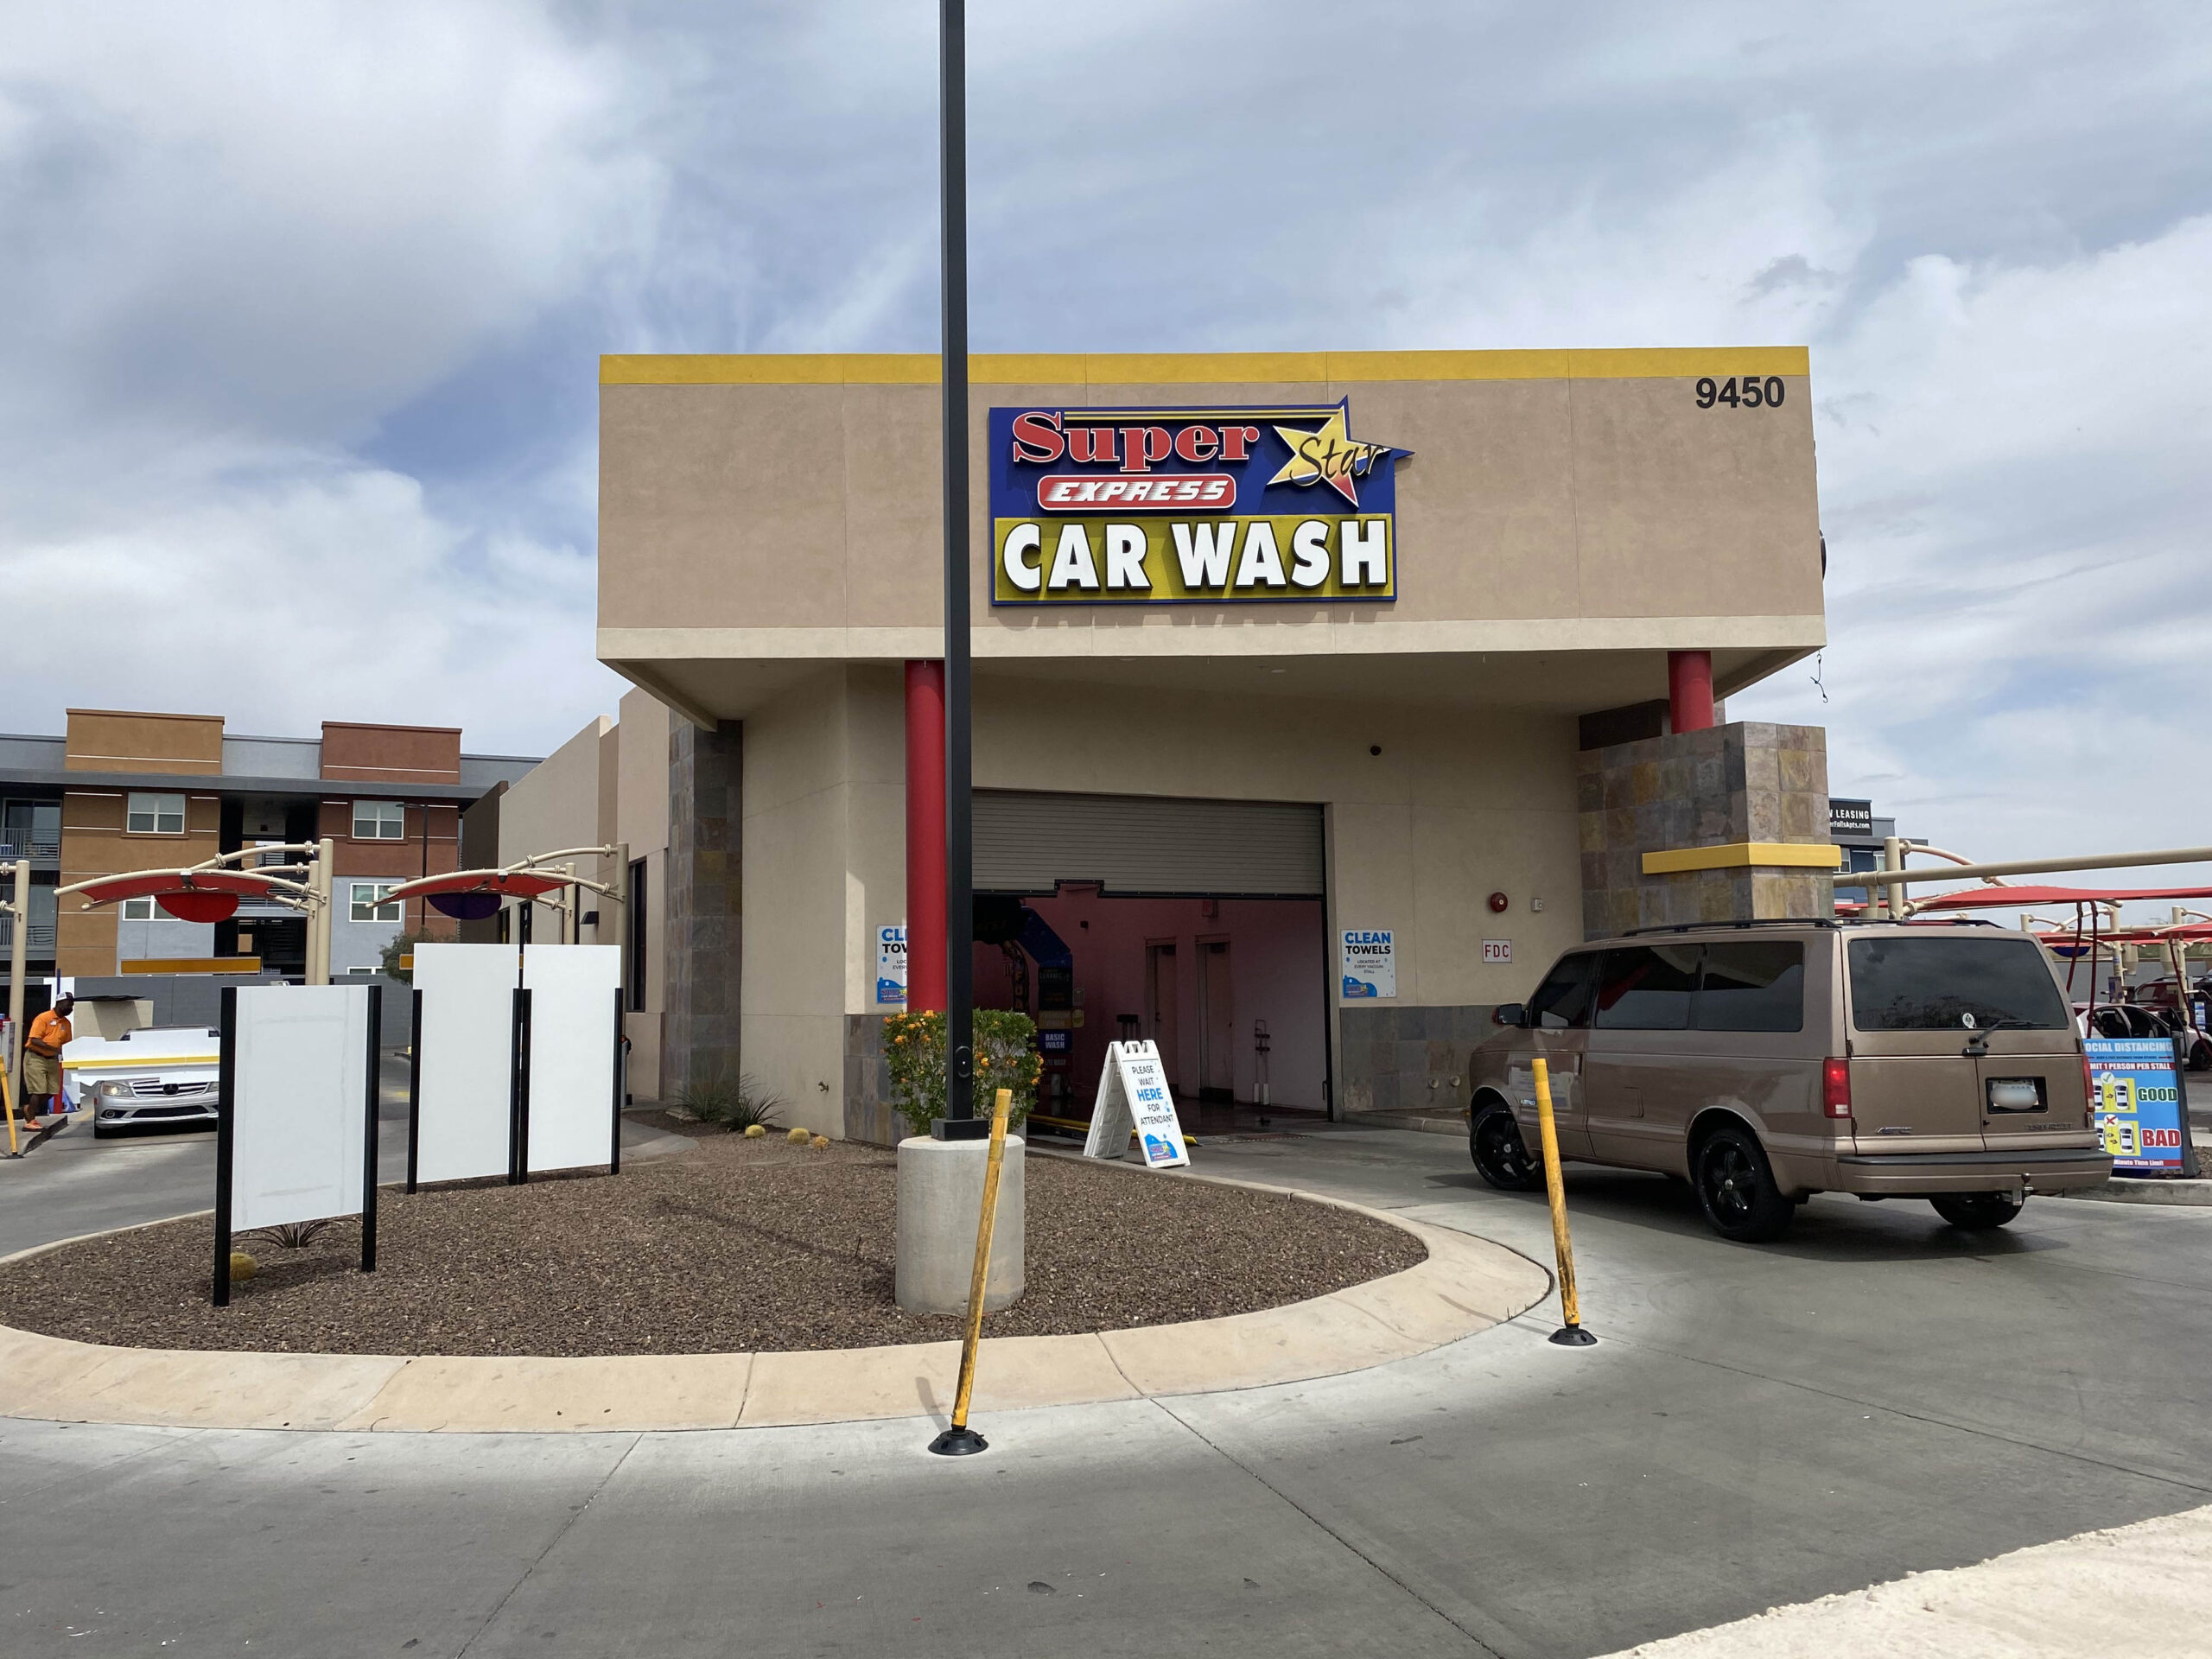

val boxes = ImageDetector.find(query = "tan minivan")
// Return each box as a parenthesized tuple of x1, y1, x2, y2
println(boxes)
(1468, 920, 2111, 1242)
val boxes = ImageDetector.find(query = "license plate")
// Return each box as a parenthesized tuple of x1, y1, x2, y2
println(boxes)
(1986, 1077, 2045, 1113)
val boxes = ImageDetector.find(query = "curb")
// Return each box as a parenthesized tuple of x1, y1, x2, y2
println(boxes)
(1343, 1109, 1470, 1138)
(0, 1188, 1548, 1435)
(2052, 1178, 2212, 1208)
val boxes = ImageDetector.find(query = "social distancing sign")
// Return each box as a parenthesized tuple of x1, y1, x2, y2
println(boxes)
(1083, 1039, 1190, 1168)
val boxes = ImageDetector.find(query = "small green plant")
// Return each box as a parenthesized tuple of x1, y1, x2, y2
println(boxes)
(676, 1071, 783, 1131)
(882, 1009, 1040, 1138)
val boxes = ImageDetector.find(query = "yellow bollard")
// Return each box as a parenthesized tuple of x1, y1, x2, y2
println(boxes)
(1, 1055, 16, 1158)
(1531, 1057, 1595, 1346)
(930, 1086, 1014, 1455)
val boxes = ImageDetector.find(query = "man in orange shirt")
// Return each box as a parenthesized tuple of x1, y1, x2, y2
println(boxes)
(22, 994, 74, 1122)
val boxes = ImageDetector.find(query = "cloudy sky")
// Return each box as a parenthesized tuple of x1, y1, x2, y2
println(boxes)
(3, 2, 2208, 910)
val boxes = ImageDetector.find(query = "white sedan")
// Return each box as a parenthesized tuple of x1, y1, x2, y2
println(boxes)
(67, 1026, 222, 1137)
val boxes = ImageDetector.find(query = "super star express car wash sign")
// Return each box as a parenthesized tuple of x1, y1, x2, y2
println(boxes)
(988, 401, 1408, 605)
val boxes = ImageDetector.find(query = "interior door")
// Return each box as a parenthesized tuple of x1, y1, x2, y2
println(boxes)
(1147, 944, 1181, 1093)
(1198, 940, 1235, 1101)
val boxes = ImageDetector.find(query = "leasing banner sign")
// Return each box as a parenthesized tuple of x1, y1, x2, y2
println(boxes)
(989, 401, 1406, 605)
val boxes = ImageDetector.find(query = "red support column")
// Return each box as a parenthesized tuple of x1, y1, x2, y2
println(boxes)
(904, 660, 948, 1012)
(1668, 650, 1715, 734)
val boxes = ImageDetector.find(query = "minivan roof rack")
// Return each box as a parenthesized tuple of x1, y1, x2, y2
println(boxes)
(1619, 918, 1836, 937)
(1834, 916, 2000, 928)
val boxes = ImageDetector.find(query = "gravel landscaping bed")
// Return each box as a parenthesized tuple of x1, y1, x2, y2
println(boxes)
(0, 1136, 1424, 1357)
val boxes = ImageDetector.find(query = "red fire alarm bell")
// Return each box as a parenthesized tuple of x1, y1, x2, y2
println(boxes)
(1487, 891, 1510, 913)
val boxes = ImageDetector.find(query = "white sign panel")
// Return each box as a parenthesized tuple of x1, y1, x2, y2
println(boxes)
(415, 942, 517, 1184)
(1482, 938, 1512, 963)
(1083, 1039, 1190, 1169)
(523, 944, 622, 1174)
(876, 923, 907, 1006)
(231, 984, 370, 1231)
(1340, 928, 1396, 999)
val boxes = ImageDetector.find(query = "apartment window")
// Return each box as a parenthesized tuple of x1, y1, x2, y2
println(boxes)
(122, 897, 156, 920)
(126, 792, 187, 836)
(353, 800, 406, 840)
(350, 881, 401, 924)
(2, 800, 60, 859)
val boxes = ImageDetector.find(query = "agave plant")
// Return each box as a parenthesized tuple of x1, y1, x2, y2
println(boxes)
(246, 1218, 335, 1249)
(675, 1070, 783, 1132)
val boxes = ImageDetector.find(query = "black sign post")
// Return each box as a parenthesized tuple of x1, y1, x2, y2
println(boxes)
(360, 984, 381, 1273)
(508, 987, 533, 1184)
(213, 986, 237, 1307)
(935, 0, 982, 1145)
(405, 987, 423, 1193)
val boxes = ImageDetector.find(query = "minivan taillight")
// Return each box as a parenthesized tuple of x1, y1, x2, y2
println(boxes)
(1822, 1057, 1853, 1119)
(2080, 1048, 2094, 1112)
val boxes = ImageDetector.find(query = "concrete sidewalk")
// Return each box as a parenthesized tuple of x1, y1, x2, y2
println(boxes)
(1602, 1502, 2212, 1657)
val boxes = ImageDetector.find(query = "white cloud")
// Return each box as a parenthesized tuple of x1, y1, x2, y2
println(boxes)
(1735, 212, 2212, 893)
(1, 0, 2208, 833)
(0, 452, 621, 749)
(0, 0, 656, 442)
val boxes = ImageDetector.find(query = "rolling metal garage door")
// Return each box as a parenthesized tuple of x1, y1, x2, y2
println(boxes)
(972, 791, 1324, 897)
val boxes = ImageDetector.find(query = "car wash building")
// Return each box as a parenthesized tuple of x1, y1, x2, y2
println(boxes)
(596, 349, 1834, 1143)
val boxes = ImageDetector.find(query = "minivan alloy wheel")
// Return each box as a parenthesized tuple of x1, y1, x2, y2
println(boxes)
(1470, 1103, 1543, 1192)
(1693, 1126, 1796, 1243)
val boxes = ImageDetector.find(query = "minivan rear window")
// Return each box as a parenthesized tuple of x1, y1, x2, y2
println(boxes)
(1697, 941, 1804, 1032)
(1847, 936, 2070, 1032)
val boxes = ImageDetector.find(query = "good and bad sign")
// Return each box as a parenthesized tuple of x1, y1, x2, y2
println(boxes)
(990, 400, 1406, 605)
(1084, 1039, 1191, 1169)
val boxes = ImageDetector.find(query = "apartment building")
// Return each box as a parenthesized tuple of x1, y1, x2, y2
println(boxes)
(0, 709, 537, 987)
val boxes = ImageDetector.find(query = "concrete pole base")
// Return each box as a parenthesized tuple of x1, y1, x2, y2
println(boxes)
(895, 1135, 1025, 1315)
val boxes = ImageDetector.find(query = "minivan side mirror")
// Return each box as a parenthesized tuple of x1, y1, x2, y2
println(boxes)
(1493, 1002, 1527, 1028)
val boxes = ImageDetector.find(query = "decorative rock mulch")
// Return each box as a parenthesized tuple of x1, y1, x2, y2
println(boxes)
(0, 1135, 1424, 1357)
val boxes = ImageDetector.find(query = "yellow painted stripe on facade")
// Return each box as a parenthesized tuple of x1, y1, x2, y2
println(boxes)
(115, 957, 264, 976)
(1641, 842, 1844, 876)
(600, 346, 1811, 387)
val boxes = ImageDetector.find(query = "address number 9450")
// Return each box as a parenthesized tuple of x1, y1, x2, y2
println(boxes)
(1695, 375, 1785, 410)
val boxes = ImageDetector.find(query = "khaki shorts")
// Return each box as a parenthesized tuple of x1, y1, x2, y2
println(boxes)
(21, 1052, 60, 1098)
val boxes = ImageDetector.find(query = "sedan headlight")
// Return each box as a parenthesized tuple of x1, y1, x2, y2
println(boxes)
(93, 1079, 139, 1100)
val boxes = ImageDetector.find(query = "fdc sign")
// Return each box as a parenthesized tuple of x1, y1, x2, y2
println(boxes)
(989, 401, 1408, 606)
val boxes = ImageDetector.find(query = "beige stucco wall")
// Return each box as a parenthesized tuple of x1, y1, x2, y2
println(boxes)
(598, 350, 1822, 695)
(497, 715, 609, 943)
(738, 669, 868, 1138)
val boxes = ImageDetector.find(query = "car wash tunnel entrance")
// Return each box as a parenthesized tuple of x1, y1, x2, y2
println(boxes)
(969, 790, 1331, 1137)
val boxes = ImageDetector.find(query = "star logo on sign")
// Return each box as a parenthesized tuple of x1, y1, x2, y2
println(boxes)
(1268, 406, 1395, 506)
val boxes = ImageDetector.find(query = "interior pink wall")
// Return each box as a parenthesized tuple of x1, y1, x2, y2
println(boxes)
(972, 893, 1326, 1112)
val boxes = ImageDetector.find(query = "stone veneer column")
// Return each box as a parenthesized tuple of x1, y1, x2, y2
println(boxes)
(1577, 722, 1832, 937)
(663, 718, 742, 1103)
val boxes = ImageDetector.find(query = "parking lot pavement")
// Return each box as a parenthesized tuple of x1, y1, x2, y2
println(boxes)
(1, 1123, 2208, 1658)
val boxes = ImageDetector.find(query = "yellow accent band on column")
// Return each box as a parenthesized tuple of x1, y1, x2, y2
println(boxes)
(1640, 842, 1843, 876)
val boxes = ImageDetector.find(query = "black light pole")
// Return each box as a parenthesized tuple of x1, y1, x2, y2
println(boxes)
(936, 0, 982, 1141)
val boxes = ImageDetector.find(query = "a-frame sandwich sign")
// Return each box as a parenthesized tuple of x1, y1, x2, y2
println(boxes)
(1082, 1039, 1191, 1168)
